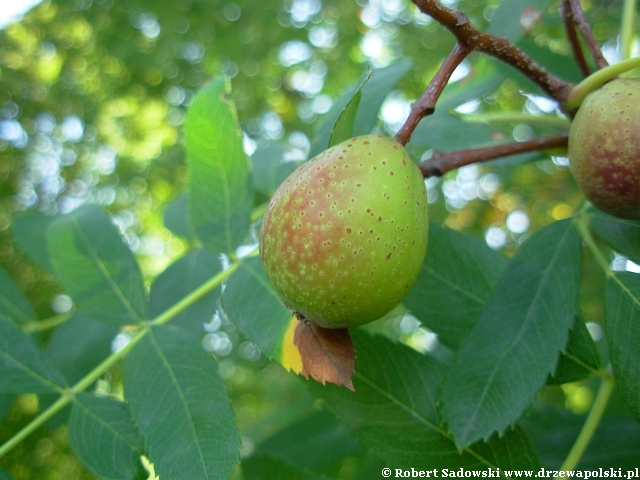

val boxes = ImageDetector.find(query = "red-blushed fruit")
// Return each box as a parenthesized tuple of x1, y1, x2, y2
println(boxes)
(260, 134, 428, 328)
(568, 78, 640, 219)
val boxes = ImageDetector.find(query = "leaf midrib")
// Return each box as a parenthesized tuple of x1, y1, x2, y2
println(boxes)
(73, 396, 141, 451)
(354, 371, 499, 470)
(147, 329, 209, 478)
(0, 349, 65, 392)
(458, 222, 577, 446)
(70, 213, 144, 323)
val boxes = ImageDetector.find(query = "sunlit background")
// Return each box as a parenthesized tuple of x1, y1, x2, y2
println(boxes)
(0, 0, 43, 29)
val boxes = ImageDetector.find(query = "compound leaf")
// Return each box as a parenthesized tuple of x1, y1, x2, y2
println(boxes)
(255, 409, 361, 470)
(521, 404, 640, 469)
(69, 393, 145, 480)
(328, 72, 367, 148)
(408, 113, 493, 152)
(404, 223, 508, 349)
(47, 313, 119, 385)
(123, 325, 240, 479)
(164, 193, 197, 241)
(0, 314, 67, 393)
(186, 78, 253, 256)
(0, 266, 36, 326)
(149, 248, 222, 334)
(442, 220, 582, 447)
(352, 59, 412, 137)
(41, 313, 119, 427)
(548, 316, 600, 385)
(310, 330, 541, 470)
(605, 271, 640, 421)
(48, 204, 148, 325)
(590, 212, 640, 265)
(310, 60, 410, 157)
(252, 145, 300, 198)
(11, 210, 56, 274)
(222, 256, 292, 360)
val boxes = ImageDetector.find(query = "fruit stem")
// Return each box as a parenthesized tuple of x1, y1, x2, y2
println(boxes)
(419, 134, 568, 177)
(564, 57, 640, 108)
(620, 0, 636, 63)
(395, 42, 470, 146)
(560, 371, 615, 471)
(0, 254, 247, 459)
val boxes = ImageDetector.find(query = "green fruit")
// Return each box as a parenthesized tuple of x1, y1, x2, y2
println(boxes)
(568, 78, 640, 219)
(260, 134, 428, 329)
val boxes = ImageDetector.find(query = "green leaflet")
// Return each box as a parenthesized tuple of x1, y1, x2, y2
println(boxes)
(441, 220, 582, 448)
(69, 393, 145, 480)
(186, 78, 253, 256)
(123, 325, 240, 479)
(222, 256, 292, 360)
(48, 204, 148, 325)
(605, 272, 640, 422)
(310, 330, 541, 470)
(0, 315, 67, 393)
(404, 223, 508, 349)
(0, 266, 36, 326)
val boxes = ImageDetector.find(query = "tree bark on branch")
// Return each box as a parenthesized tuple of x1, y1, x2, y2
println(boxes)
(419, 134, 569, 177)
(411, 0, 574, 103)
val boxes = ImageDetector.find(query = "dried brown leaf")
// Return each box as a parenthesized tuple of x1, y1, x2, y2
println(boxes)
(294, 320, 356, 391)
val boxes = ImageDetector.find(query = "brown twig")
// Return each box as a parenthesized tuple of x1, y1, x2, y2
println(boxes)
(395, 43, 471, 146)
(411, 0, 574, 103)
(397, 1, 575, 174)
(568, 0, 609, 69)
(560, 0, 591, 77)
(419, 134, 568, 177)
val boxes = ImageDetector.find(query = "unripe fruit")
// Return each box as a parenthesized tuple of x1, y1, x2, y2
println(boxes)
(260, 134, 428, 328)
(568, 78, 640, 219)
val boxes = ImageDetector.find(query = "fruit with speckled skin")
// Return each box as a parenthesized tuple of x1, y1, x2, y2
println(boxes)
(259, 134, 428, 328)
(568, 78, 640, 219)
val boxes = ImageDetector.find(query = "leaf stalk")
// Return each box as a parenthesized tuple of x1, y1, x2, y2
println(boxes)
(150, 259, 243, 327)
(560, 373, 615, 471)
(21, 311, 74, 333)
(0, 394, 72, 459)
(573, 210, 611, 275)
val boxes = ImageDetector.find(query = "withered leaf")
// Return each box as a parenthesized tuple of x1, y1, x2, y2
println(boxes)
(294, 321, 356, 391)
